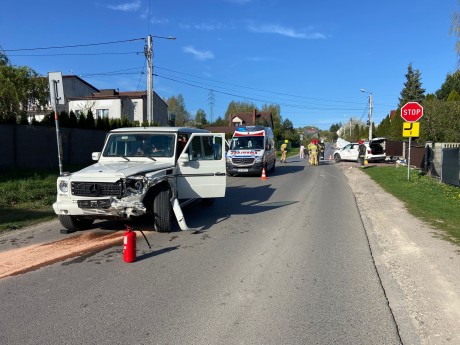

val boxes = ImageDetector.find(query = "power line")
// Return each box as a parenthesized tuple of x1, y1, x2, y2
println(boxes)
(155, 73, 364, 112)
(3, 38, 145, 52)
(155, 66, 362, 105)
(8, 52, 142, 57)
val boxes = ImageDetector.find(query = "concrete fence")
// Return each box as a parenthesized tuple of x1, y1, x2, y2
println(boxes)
(0, 125, 107, 172)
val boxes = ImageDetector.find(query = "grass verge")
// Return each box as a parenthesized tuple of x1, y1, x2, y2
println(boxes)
(0, 166, 85, 232)
(363, 166, 460, 243)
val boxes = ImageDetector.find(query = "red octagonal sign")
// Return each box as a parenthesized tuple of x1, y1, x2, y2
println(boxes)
(401, 102, 423, 122)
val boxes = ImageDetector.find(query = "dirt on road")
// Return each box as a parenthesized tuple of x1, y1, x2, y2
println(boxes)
(0, 229, 124, 279)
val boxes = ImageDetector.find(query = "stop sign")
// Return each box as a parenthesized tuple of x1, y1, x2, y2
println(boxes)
(401, 102, 423, 122)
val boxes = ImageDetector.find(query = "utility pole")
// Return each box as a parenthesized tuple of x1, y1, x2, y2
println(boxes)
(349, 117, 352, 138)
(369, 93, 373, 141)
(144, 35, 176, 126)
(145, 35, 153, 125)
(360, 89, 373, 141)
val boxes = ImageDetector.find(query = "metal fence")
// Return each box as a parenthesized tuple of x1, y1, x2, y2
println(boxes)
(0, 124, 107, 172)
(378, 139, 459, 186)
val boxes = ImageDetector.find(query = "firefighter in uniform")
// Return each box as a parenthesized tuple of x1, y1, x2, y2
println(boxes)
(280, 139, 288, 163)
(308, 140, 319, 166)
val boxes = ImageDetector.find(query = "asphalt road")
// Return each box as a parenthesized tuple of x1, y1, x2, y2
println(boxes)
(0, 155, 402, 344)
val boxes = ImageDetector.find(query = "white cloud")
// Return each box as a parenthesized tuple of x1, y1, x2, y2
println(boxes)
(107, 0, 141, 11)
(248, 24, 326, 39)
(179, 22, 225, 31)
(150, 17, 170, 24)
(183, 46, 215, 61)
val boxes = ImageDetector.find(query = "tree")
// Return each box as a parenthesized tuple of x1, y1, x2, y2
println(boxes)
(450, 1, 460, 65)
(194, 108, 208, 128)
(165, 94, 190, 126)
(447, 89, 460, 101)
(420, 98, 460, 142)
(261, 103, 281, 136)
(435, 70, 460, 100)
(279, 118, 298, 142)
(212, 116, 227, 126)
(398, 63, 425, 108)
(69, 110, 78, 128)
(86, 110, 95, 129)
(224, 100, 256, 120)
(329, 123, 341, 141)
(0, 52, 48, 123)
(59, 111, 70, 127)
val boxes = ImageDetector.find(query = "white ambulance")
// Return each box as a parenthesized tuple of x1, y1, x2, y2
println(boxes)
(226, 126, 276, 176)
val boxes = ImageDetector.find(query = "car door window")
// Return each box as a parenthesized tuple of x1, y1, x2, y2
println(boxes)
(187, 135, 222, 161)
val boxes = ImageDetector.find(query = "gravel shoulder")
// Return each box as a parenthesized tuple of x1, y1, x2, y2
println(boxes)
(340, 163, 460, 345)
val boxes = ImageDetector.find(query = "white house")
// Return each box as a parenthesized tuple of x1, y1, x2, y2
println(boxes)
(27, 75, 169, 126)
(27, 75, 99, 122)
(68, 88, 168, 125)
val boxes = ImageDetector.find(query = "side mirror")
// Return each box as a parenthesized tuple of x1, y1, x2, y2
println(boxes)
(179, 152, 190, 166)
(92, 152, 101, 161)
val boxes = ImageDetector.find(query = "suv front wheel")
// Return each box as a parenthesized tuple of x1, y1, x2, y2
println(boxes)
(334, 153, 341, 163)
(151, 184, 172, 233)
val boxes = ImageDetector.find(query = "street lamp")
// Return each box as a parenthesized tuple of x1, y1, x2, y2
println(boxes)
(344, 114, 351, 139)
(360, 89, 373, 141)
(145, 35, 176, 125)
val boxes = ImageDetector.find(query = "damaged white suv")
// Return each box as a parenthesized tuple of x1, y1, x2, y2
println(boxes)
(53, 127, 227, 232)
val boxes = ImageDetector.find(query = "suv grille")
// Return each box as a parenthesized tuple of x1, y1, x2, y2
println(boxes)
(232, 157, 255, 165)
(71, 182, 124, 198)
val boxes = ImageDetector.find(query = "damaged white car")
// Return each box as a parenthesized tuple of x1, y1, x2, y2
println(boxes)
(53, 127, 227, 232)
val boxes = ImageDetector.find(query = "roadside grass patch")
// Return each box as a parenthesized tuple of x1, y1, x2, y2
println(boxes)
(364, 166, 460, 243)
(0, 168, 65, 232)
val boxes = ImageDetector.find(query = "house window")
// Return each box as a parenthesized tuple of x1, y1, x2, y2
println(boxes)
(96, 109, 109, 118)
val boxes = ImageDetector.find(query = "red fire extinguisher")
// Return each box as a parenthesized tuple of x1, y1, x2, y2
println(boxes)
(123, 225, 151, 263)
(123, 225, 136, 263)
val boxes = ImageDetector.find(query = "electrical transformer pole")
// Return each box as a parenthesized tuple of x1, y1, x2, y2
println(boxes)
(144, 35, 176, 126)
(145, 35, 153, 125)
(360, 89, 373, 141)
(369, 93, 373, 141)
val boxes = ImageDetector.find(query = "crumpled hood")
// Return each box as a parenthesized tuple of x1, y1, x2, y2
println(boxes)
(71, 161, 175, 181)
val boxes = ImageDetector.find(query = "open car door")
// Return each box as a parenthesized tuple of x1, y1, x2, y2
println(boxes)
(177, 133, 227, 199)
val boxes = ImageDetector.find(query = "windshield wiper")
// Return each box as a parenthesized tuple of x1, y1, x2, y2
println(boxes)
(107, 153, 130, 161)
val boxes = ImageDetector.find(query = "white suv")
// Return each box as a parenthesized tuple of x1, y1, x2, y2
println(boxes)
(333, 138, 386, 163)
(53, 127, 227, 232)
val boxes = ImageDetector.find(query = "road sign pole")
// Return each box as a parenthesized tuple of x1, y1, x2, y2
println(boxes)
(48, 72, 65, 176)
(407, 137, 411, 181)
(52, 80, 63, 176)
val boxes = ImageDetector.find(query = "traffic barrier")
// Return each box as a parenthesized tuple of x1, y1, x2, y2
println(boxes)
(329, 154, 333, 160)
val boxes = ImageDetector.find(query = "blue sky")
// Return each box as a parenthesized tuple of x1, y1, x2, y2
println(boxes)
(1, 0, 458, 130)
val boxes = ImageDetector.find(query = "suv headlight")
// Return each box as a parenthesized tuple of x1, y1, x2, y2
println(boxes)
(255, 156, 263, 163)
(126, 176, 146, 194)
(59, 180, 69, 193)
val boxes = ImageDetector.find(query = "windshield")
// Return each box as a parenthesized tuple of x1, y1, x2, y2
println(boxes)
(103, 133, 175, 158)
(230, 136, 264, 150)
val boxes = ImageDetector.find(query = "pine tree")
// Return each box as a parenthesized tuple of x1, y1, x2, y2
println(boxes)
(398, 63, 426, 107)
